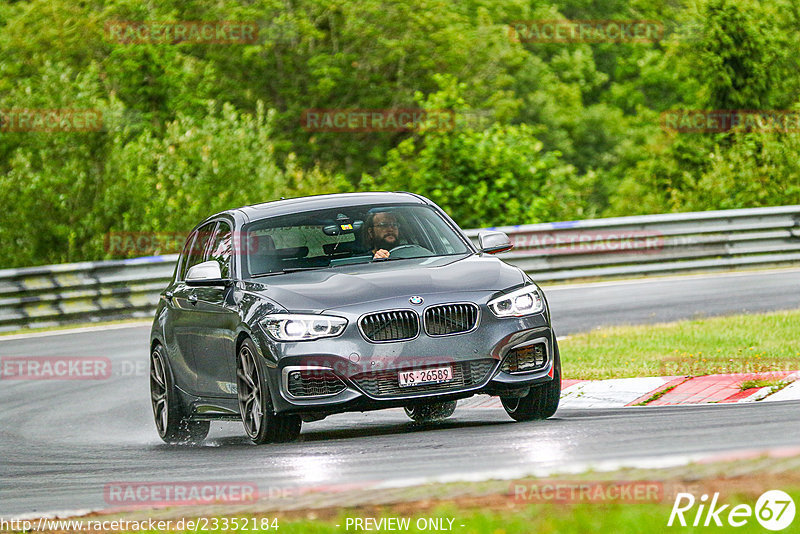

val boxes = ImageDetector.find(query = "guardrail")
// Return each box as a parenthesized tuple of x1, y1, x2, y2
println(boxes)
(0, 256, 178, 331)
(1, 205, 799, 331)
(464, 204, 800, 281)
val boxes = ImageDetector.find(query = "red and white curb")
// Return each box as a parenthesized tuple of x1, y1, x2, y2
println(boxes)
(461, 371, 800, 409)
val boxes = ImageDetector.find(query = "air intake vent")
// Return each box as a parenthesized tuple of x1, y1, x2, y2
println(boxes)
(501, 342, 547, 373)
(424, 303, 479, 336)
(360, 310, 419, 342)
(286, 369, 346, 397)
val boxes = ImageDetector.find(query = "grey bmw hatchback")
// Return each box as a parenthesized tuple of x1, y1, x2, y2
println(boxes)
(149, 192, 561, 444)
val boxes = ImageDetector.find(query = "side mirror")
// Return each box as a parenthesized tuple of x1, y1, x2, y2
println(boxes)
(185, 260, 233, 287)
(478, 230, 513, 254)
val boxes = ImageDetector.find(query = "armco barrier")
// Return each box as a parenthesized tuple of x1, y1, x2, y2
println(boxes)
(0, 256, 177, 331)
(1, 206, 799, 330)
(463, 205, 800, 281)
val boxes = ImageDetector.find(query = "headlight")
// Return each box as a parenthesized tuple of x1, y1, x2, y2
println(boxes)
(261, 314, 348, 341)
(487, 285, 544, 317)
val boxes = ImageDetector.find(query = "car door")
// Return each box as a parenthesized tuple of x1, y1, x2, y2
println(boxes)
(188, 220, 241, 397)
(162, 224, 214, 393)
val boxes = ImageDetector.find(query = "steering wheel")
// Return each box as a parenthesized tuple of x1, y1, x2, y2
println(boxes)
(388, 244, 431, 258)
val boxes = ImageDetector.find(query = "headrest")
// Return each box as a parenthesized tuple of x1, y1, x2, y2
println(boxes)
(254, 234, 275, 251)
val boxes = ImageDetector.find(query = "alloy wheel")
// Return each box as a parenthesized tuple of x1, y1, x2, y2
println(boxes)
(501, 396, 521, 413)
(237, 344, 263, 437)
(150, 349, 169, 436)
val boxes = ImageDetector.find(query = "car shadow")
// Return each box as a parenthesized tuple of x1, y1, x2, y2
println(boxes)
(148, 417, 516, 449)
(303, 419, 511, 443)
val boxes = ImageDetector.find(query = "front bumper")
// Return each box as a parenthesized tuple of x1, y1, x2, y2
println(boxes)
(251, 291, 557, 415)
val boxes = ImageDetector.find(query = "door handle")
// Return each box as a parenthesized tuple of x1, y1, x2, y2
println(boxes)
(188, 294, 198, 304)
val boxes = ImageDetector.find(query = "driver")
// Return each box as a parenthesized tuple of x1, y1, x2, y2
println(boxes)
(366, 211, 402, 260)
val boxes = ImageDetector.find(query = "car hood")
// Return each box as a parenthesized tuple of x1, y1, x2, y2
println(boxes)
(243, 254, 525, 312)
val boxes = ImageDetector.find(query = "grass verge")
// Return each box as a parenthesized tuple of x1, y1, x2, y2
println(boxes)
(560, 309, 800, 380)
(740, 378, 784, 390)
(633, 384, 681, 406)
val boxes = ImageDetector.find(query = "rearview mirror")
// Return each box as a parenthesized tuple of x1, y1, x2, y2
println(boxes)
(185, 260, 233, 287)
(478, 230, 513, 254)
(322, 220, 364, 236)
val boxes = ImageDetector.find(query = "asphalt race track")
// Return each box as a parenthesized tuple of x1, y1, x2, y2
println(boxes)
(546, 267, 800, 334)
(1, 268, 799, 517)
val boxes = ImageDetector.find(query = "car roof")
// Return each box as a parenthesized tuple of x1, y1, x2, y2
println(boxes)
(234, 192, 428, 222)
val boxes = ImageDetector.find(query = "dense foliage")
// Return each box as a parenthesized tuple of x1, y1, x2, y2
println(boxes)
(1, 0, 798, 266)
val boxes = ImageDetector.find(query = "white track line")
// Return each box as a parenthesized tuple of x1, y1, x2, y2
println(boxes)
(0, 321, 151, 342)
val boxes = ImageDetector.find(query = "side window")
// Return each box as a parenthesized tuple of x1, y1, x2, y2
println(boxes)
(178, 231, 198, 281)
(207, 221, 233, 278)
(417, 210, 459, 254)
(182, 222, 216, 279)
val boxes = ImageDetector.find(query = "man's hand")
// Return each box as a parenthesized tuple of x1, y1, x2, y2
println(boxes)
(372, 249, 390, 260)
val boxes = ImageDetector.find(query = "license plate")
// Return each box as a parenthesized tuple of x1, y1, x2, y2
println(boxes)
(398, 366, 453, 387)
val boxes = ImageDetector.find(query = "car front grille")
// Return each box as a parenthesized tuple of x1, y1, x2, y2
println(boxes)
(424, 303, 479, 336)
(286, 369, 346, 397)
(501, 342, 547, 373)
(360, 310, 419, 342)
(351, 359, 496, 398)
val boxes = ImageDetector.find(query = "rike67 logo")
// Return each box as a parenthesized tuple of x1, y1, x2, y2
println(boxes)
(668, 490, 795, 530)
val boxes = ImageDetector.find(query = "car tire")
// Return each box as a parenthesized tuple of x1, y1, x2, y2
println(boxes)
(404, 400, 457, 422)
(236, 338, 302, 444)
(150, 345, 210, 444)
(501, 341, 561, 422)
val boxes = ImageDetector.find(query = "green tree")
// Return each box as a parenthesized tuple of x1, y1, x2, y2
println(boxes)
(607, 0, 800, 215)
(369, 79, 592, 228)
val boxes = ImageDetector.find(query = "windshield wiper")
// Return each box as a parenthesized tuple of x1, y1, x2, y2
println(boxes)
(251, 267, 325, 278)
(283, 266, 326, 272)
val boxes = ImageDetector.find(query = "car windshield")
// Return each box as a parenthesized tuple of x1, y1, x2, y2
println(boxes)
(243, 204, 471, 277)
